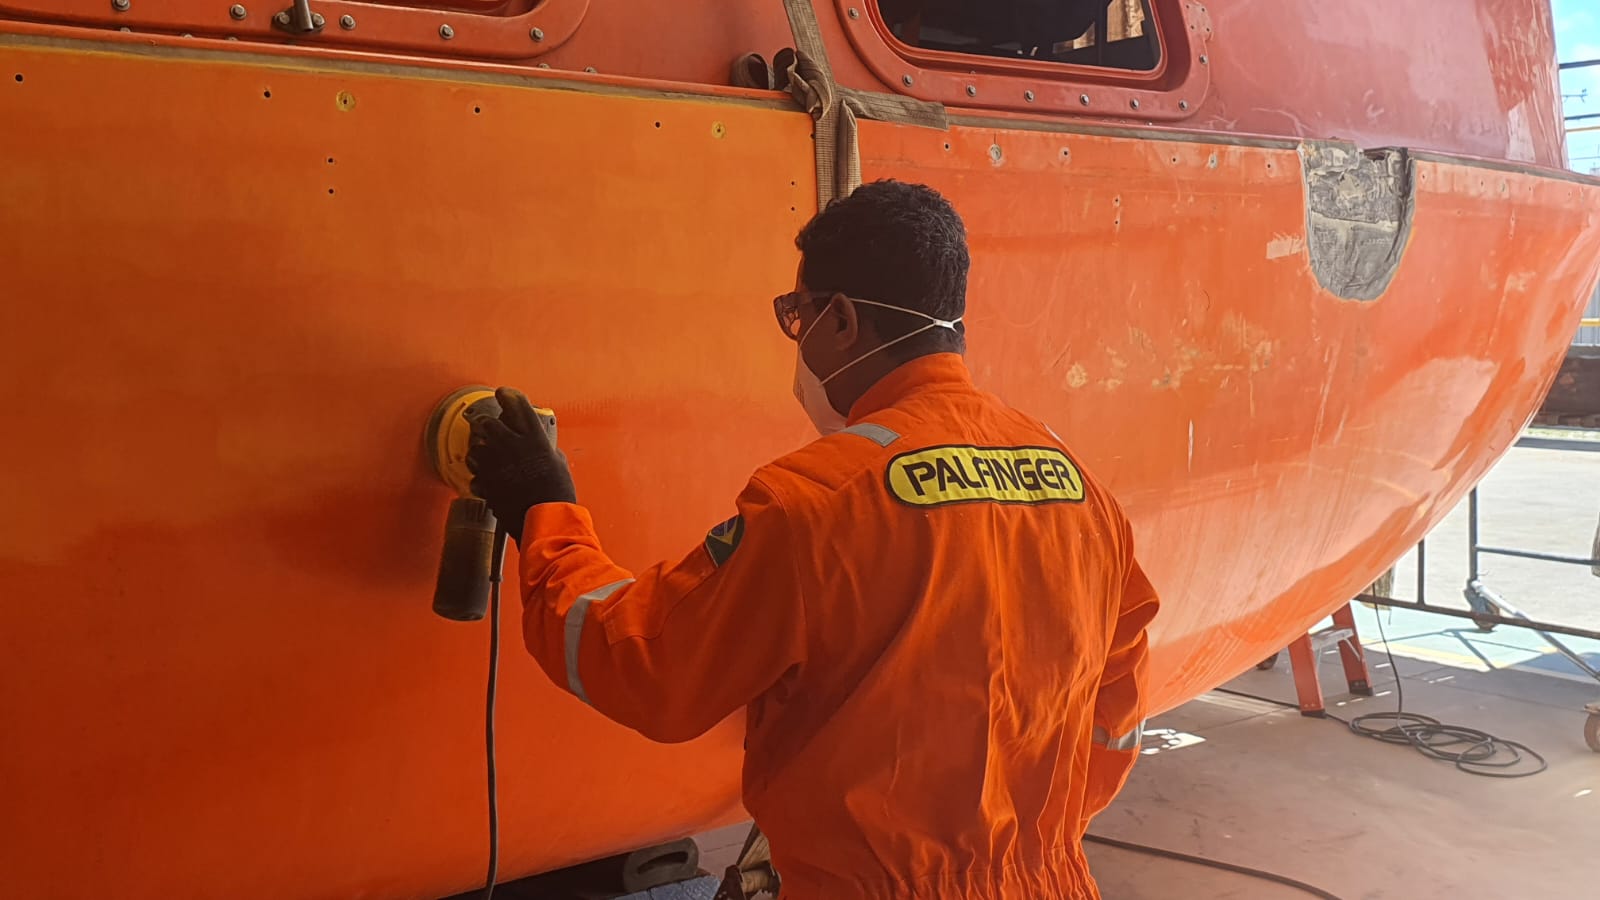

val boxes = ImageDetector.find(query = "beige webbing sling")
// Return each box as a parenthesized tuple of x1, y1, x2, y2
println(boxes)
(735, 0, 950, 209)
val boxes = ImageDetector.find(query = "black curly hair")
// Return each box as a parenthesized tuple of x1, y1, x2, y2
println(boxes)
(795, 180, 969, 355)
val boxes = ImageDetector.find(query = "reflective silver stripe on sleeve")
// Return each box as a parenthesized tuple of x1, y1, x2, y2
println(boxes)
(563, 579, 634, 705)
(1093, 721, 1144, 752)
(840, 422, 901, 447)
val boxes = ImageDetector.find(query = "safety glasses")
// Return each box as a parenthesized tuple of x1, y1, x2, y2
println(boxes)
(773, 290, 837, 340)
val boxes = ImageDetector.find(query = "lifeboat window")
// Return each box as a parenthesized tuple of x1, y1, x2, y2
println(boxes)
(876, 0, 1160, 72)
(841, 0, 1208, 120)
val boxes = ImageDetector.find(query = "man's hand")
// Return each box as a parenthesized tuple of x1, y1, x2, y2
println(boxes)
(466, 387, 577, 543)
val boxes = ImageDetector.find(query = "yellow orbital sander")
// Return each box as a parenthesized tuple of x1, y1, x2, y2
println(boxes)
(424, 385, 556, 622)
(423, 385, 558, 899)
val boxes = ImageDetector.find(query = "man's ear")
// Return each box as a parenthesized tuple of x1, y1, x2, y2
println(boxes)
(830, 293, 862, 349)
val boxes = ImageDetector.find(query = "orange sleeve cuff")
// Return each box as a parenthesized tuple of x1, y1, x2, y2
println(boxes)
(521, 501, 595, 544)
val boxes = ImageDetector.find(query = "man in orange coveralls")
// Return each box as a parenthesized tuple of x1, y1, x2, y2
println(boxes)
(468, 180, 1160, 900)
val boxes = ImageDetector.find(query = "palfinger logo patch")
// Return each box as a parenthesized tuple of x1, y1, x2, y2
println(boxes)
(887, 445, 1085, 507)
(704, 515, 745, 567)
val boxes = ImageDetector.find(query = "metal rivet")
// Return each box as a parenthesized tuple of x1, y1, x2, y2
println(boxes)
(111, 0, 130, 10)
(848, 7, 860, 18)
(965, 84, 977, 97)
(1199, 54, 1209, 65)
(310, 12, 323, 27)
(273, 10, 288, 25)
(1179, 100, 1190, 111)
(1024, 90, 1035, 102)
(902, 74, 913, 86)
(439, 24, 454, 39)
(530, 26, 544, 41)
(1079, 93, 1090, 106)
(229, 4, 246, 20)
(340, 14, 355, 30)
(1130, 99, 1140, 110)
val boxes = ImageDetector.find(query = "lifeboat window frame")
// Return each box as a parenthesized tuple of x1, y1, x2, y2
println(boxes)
(835, 0, 1212, 121)
(0, 0, 588, 61)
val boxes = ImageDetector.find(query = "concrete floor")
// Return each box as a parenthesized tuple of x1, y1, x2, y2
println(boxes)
(1082, 435, 1600, 899)
(1090, 655, 1599, 899)
(1062, 432, 1600, 890)
(699, 437, 1600, 899)
(704, 648, 1599, 899)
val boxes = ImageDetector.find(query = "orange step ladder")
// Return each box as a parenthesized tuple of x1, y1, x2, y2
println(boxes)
(1271, 603, 1375, 717)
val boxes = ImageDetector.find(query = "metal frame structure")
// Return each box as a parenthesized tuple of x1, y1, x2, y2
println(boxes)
(1355, 487, 1600, 752)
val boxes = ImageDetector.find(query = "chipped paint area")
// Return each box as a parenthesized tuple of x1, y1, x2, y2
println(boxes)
(1065, 363, 1089, 389)
(1505, 101, 1536, 165)
(1156, 313, 1278, 390)
(1266, 233, 1306, 260)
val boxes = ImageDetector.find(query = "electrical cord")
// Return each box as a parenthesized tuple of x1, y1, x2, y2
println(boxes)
(1082, 833, 1344, 900)
(1344, 608, 1547, 777)
(1210, 686, 1300, 709)
(1214, 613, 1546, 778)
(483, 527, 508, 900)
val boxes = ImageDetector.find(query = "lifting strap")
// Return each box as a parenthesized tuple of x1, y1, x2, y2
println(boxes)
(739, 0, 949, 209)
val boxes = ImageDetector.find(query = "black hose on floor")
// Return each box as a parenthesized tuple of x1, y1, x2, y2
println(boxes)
(1082, 833, 1344, 900)
(1217, 612, 1549, 778)
(1342, 609, 1547, 777)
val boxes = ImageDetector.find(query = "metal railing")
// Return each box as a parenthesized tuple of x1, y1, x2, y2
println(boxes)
(1354, 486, 1600, 749)
(1356, 488, 1600, 647)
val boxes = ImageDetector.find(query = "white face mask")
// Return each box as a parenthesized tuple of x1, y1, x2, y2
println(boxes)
(791, 297, 964, 436)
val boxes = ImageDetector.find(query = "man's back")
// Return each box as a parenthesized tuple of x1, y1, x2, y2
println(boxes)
(479, 181, 1158, 900)
(743, 354, 1159, 899)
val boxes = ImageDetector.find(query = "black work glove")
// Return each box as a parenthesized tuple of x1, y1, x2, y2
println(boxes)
(466, 387, 576, 544)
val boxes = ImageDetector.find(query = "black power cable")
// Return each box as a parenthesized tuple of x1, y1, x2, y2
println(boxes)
(1214, 611, 1547, 777)
(1344, 608, 1547, 777)
(1082, 833, 1344, 900)
(483, 528, 508, 900)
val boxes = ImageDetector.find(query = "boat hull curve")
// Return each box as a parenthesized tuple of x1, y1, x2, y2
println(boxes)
(1, 35, 1597, 899)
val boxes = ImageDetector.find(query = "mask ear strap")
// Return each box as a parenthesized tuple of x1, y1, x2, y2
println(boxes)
(795, 296, 837, 346)
(849, 298, 963, 328)
(818, 317, 964, 386)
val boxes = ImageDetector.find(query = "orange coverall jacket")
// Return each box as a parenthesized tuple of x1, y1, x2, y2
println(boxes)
(518, 353, 1160, 900)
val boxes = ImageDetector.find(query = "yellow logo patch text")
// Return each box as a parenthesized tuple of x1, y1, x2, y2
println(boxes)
(887, 445, 1085, 507)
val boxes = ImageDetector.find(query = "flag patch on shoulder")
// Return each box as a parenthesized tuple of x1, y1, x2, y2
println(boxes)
(704, 515, 745, 567)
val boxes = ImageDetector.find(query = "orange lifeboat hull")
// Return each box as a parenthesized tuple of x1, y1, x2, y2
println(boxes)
(2, 11, 1597, 899)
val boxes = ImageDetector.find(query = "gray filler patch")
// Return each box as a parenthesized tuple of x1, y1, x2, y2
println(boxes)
(1300, 142, 1416, 302)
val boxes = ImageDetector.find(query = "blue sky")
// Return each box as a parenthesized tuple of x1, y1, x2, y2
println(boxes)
(1556, 0, 1600, 172)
